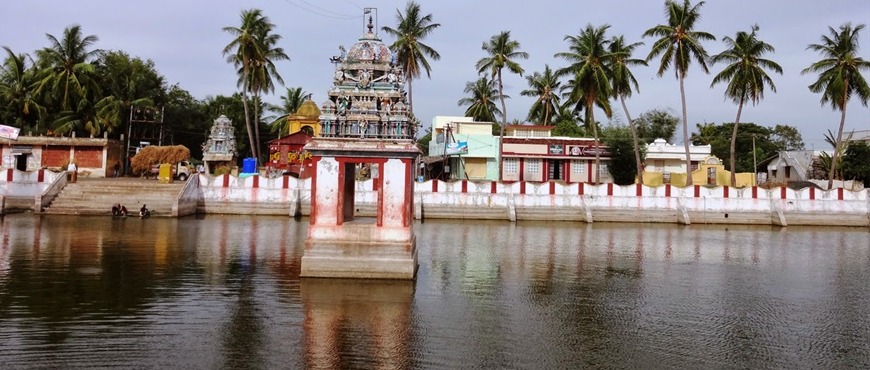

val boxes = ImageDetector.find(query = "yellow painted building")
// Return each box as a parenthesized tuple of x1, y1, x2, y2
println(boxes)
(286, 100, 322, 136)
(643, 156, 754, 187)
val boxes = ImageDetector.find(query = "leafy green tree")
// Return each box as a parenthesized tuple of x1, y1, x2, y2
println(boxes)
(556, 24, 613, 183)
(550, 104, 587, 138)
(164, 84, 209, 160)
(0, 47, 45, 131)
(266, 87, 308, 136)
(841, 141, 870, 187)
(643, 0, 715, 185)
(711, 24, 782, 186)
(457, 76, 504, 123)
(608, 35, 648, 184)
(93, 50, 165, 136)
(634, 108, 679, 143)
(381, 1, 441, 112)
(691, 122, 777, 173)
(520, 65, 560, 124)
(416, 126, 432, 155)
(802, 23, 870, 189)
(602, 125, 646, 184)
(770, 124, 804, 151)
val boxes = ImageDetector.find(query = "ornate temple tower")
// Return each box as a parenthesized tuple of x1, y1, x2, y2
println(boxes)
(201, 115, 238, 174)
(301, 13, 420, 280)
(318, 15, 414, 139)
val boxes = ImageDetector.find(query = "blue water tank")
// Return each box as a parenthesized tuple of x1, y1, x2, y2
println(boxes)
(242, 157, 257, 173)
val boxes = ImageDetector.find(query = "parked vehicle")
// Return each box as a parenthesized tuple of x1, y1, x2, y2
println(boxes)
(146, 161, 192, 181)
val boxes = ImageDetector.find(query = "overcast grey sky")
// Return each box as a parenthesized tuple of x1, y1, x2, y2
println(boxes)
(2, 0, 869, 148)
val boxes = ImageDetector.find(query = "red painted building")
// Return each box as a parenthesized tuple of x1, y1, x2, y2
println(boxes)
(501, 125, 612, 183)
(268, 131, 314, 178)
(1, 135, 123, 177)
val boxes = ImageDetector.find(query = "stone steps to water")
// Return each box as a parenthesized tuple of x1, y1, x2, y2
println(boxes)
(42, 178, 186, 216)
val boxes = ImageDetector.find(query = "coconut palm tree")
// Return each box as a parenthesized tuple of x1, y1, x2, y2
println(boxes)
(608, 35, 648, 184)
(0, 47, 45, 129)
(242, 23, 289, 159)
(35, 25, 101, 113)
(457, 76, 504, 123)
(223, 8, 272, 159)
(520, 65, 561, 124)
(381, 1, 441, 112)
(476, 31, 527, 181)
(802, 23, 870, 189)
(711, 24, 782, 187)
(643, 0, 715, 186)
(267, 87, 308, 136)
(555, 24, 613, 184)
(476, 31, 528, 127)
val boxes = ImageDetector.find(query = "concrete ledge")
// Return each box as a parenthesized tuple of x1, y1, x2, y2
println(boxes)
(301, 238, 418, 280)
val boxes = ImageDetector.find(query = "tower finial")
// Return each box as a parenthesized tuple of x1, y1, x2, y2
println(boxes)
(367, 15, 373, 33)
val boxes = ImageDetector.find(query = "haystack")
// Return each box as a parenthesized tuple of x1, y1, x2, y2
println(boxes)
(130, 145, 190, 174)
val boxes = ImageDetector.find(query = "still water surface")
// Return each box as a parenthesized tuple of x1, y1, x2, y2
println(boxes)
(0, 214, 868, 369)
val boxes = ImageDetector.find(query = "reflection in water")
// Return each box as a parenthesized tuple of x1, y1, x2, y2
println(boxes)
(301, 278, 414, 370)
(0, 214, 867, 368)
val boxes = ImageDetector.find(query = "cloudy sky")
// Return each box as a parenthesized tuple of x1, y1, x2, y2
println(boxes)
(2, 0, 869, 148)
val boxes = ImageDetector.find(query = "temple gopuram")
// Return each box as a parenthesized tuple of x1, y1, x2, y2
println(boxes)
(318, 16, 415, 139)
(301, 13, 421, 280)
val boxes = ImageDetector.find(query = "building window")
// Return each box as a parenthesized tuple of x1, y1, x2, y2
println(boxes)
(515, 130, 530, 137)
(526, 159, 541, 174)
(571, 160, 586, 176)
(598, 163, 610, 178)
(504, 158, 519, 174)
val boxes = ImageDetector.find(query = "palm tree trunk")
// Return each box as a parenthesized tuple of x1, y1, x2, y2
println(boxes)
(730, 100, 745, 187)
(498, 69, 507, 182)
(498, 70, 508, 128)
(588, 97, 600, 184)
(679, 75, 693, 186)
(241, 70, 256, 159)
(621, 95, 643, 185)
(543, 100, 551, 125)
(407, 76, 414, 113)
(828, 88, 848, 190)
(253, 90, 261, 164)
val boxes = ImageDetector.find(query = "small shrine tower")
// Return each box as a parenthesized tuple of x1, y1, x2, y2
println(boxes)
(201, 115, 238, 174)
(301, 12, 420, 280)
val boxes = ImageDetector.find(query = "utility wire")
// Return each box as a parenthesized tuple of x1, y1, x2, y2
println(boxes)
(278, 0, 359, 20)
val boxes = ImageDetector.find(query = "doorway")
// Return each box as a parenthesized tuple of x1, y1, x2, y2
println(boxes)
(15, 154, 28, 171)
(548, 159, 563, 181)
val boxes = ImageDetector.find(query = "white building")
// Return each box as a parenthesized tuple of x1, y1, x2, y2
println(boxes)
(766, 150, 832, 183)
(643, 138, 712, 174)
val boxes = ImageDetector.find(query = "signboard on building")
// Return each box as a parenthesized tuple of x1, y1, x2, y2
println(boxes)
(568, 145, 609, 156)
(0, 124, 20, 140)
(445, 141, 468, 155)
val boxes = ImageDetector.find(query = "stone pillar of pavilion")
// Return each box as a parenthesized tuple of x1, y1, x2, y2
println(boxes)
(301, 138, 420, 279)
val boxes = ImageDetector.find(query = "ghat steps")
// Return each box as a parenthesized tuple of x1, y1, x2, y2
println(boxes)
(42, 177, 186, 217)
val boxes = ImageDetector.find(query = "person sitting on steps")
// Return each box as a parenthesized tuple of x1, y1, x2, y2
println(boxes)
(112, 203, 120, 216)
(139, 204, 150, 218)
